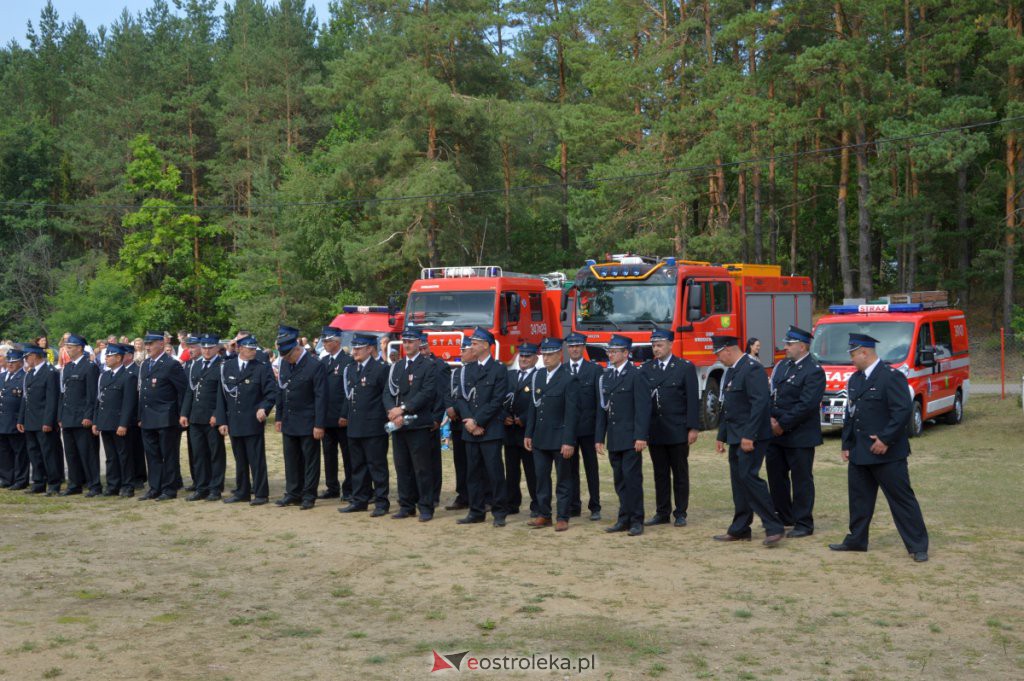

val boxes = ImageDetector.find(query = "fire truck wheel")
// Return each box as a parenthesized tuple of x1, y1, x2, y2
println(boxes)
(942, 390, 964, 425)
(700, 375, 722, 431)
(907, 399, 924, 439)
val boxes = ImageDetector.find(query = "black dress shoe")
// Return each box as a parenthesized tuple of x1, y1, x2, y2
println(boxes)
(119, 489, 134, 498)
(155, 493, 176, 501)
(8, 484, 28, 491)
(275, 497, 299, 507)
(185, 492, 205, 501)
(370, 507, 388, 517)
(492, 516, 507, 527)
(184, 484, 196, 492)
(419, 513, 433, 522)
(299, 500, 315, 510)
(85, 490, 102, 498)
(338, 504, 368, 513)
(713, 533, 751, 542)
(605, 523, 628, 533)
(457, 515, 485, 525)
(589, 511, 601, 521)
(674, 517, 688, 527)
(391, 509, 414, 519)
(763, 533, 784, 546)
(317, 491, 340, 500)
(644, 515, 670, 527)
(912, 551, 929, 562)
(206, 493, 222, 502)
(138, 491, 158, 501)
(58, 488, 82, 497)
(102, 490, 118, 497)
(787, 528, 813, 538)
(828, 543, 867, 552)
(444, 501, 468, 511)
(250, 497, 268, 506)
(628, 524, 644, 536)
(223, 495, 248, 504)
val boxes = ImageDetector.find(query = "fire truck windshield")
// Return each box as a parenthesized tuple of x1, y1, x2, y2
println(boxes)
(405, 291, 496, 328)
(575, 277, 675, 328)
(811, 322, 915, 365)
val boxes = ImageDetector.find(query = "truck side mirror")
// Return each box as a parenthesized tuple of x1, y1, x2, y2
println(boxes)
(506, 293, 521, 323)
(686, 283, 702, 321)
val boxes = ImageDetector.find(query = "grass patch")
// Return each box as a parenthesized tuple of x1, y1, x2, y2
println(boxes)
(349, 631, 367, 639)
(150, 613, 182, 624)
(55, 616, 91, 625)
(518, 605, 544, 614)
(478, 619, 497, 631)
(73, 590, 102, 600)
(275, 626, 322, 638)
(733, 609, 753, 619)
(331, 586, 353, 598)
(42, 668, 62, 679)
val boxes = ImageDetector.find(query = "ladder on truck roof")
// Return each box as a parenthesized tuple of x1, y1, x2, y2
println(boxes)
(841, 291, 949, 310)
(420, 266, 566, 290)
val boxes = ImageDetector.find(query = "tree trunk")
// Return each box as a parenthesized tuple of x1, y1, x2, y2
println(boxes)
(790, 147, 798, 273)
(854, 116, 873, 298)
(837, 127, 854, 299)
(554, 0, 571, 252)
(752, 164, 763, 263)
(501, 141, 512, 257)
(738, 170, 748, 262)
(1004, 3, 1021, 332)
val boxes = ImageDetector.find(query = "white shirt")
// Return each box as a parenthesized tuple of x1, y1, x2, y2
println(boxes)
(863, 357, 882, 380)
(546, 365, 560, 382)
(569, 360, 583, 374)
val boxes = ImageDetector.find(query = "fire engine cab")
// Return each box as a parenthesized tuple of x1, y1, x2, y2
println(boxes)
(565, 255, 814, 429)
(400, 266, 565, 364)
(811, 291, 969, 437)
(327, 305, 404, 353)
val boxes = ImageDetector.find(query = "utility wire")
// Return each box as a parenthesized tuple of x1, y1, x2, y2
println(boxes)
(1, 115, 1021, 216)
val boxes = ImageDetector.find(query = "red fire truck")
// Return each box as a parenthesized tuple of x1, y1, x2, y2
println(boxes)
(566, 255, 814, 428)
(811, 292, 969, 437)
(326, 305, 405, 355)
(399, 265, 566, 364)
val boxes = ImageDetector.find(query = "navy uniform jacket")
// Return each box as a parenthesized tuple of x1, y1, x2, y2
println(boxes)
(841, 362, 912, 466)
(322, 350, 354, 425)
(525, 366, 579, 451)
(568, 360, 600, 437)
(595, 362, 651, 452)
(138, 353, 186, 429)
(94, 366, 138, 431)
(18, 364, 60, 431)
(181, 356, 224, 424)
(124, 363, 140, 423)
(215, 357, 277, 437)
(445, 364, 466, 432)
(276, 351, 327, 436)
(770, 355, 826, 448)
(382, 354, 437, 431)
(58, 357, 99, 426)
(717, 354, 772, 445)
(456, 356, 507, 443)
(424, 354, 449, 425)
(341, 357, 388, 438)
(0, 368, 25, 434)
(641, 355, 700, 445)
(504, 366, 537, 447)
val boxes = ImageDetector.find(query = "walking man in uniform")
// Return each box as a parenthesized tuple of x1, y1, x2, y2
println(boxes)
(275, 325, 326, 510)
(641, 329, 700, 528)
(830, 333, 929, 562)
(319, 326, 354, 501)
(766, 325, 826, 538)
(712, 335, 785, 546)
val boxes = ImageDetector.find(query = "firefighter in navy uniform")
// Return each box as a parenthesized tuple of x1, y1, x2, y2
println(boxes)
(121, 344, 147, 489)
(504, 342, 540, 518)
(712, 335, 785, 546)
(93, 343, 138, 496)
(180, 335, 226, 501)
(181, 334, 200, 491)
(831, 333, 929, 562)
(0, 349, 29, 490)
(319, 326, 354, 501)
(640, 329, 700, 528)
(216, 335, 277, 505)
(442, 336, 476, 510)
(337, 334, 391, 517)
(524, 337, 579, 531)
(384, 329, 439, 521)
(766, 325, 826, 538)
(18, 344, 63, 495)
(456, 327, 509, 527)
(596, 335, 651, 537)
(564, 333, 601, 521)
(58, 333, 101, 496)
(274, 325, 327, 510)
(137, 332, 187, 501)
(419, 333, 449, 508)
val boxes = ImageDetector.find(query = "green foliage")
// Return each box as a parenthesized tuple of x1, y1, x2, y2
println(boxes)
(44, 255, 139, 340)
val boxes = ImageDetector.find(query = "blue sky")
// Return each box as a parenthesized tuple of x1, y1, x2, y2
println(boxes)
(2, 1, 334, 47)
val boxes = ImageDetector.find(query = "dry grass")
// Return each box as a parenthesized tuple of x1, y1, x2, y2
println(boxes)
(0, 395, 1021, 679)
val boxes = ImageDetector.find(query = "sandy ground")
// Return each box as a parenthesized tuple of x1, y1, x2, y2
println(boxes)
(1, 394, 1022, 680)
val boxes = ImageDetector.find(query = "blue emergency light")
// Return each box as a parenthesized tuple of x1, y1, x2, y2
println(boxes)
(828, 303, 924, 314)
